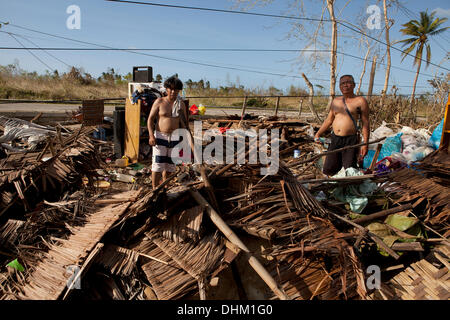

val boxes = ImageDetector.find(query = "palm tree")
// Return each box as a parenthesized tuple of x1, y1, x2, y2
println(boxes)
(397, 11, 448, 108)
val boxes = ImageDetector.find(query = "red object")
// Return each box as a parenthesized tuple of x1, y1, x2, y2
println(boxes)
(189, 104, 199, 115)
(219, 127, 229, 134)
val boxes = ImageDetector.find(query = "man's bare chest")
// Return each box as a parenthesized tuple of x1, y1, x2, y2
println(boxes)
(333, 103, 361, 118)
(159, 103, 176, 118)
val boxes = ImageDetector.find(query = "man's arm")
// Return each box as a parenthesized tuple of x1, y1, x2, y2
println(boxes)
(359, 97, 370, 157)
(147, 99, 160, 146)
(314, 108, 335, 141)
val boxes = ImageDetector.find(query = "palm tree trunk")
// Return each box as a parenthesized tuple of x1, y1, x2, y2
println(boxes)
(410, 57, 422, 116)
(326, 0, 337, 112)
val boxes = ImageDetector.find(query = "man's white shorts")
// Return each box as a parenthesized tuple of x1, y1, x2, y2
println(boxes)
(151, 131, 179, 173)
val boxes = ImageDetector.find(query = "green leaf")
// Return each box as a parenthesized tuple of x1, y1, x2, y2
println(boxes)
(385, 214, 418, 231)
(367, 222, 392, 238)
(6, 259, 25, 272)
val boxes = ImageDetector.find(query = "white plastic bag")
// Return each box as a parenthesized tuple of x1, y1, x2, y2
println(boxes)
(372, 121, 394, 139)
(401, 134, 418, 147)
(370, 121, 394, 150)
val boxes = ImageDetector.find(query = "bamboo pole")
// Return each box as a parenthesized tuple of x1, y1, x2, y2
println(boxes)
(189, 189, 290, 300)
(299, 174, 375, 184)
(198, 278, 207, 300)
(238, 96, 248, 127)
(62, 242, 104, 300)
(288, 137, 385, 167)
(352, 203, 413, 225)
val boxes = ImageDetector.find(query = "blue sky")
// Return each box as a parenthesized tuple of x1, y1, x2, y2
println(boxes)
(0, 0, 449, 95)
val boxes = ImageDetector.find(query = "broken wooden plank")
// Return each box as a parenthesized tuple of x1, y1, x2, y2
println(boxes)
(189, 188, 290, 300)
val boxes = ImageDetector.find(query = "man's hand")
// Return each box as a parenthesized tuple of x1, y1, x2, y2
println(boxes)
(360, 144, 368, 157)
(314, 134, 320, 143)
(149, 135, 156, 146)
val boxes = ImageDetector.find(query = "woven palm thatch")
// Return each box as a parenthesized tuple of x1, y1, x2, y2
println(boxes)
(135, 232, 225, 300)
(370, 245, 450, 300)
(385, 167, 450, 237)
(0, 131, 100, 215)
(1, 190, 138, 300)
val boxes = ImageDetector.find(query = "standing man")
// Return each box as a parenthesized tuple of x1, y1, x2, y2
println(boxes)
(148, 75, 188, 189)
(314, 75, 370, 176)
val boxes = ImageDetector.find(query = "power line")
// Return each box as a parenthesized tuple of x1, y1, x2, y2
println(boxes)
(3, 32, 72, 68)
(0, 44, 436, 81)
(7, 33, 54, 72)
(0, 44, 437, 78)
(105, 0, 327, 22)
(0, 23, 429, 88)
(0, 47, 328, 53)
(335, 51, 436, 78)
(104, 0, 450, 72)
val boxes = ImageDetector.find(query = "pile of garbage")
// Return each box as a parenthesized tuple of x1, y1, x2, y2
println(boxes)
(362, 120, 444, 169)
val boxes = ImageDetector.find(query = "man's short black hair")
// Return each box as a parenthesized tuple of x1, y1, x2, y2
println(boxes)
(164, 75, 183, 90)
(340, 75, 355, 83)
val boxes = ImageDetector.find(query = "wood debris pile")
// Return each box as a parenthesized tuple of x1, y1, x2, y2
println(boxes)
(0, 114, 448, 300)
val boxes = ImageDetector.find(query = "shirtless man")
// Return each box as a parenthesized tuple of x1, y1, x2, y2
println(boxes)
(314, 75, 370, 176)
(148, 76, 188, 189)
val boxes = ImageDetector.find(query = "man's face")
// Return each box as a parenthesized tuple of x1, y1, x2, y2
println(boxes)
(339, 77, 355, 94)
(166, 87, 180, 100)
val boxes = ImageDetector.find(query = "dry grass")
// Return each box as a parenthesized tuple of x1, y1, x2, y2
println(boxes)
(0, 70, 444, 128)
(0, 74, 127, 100)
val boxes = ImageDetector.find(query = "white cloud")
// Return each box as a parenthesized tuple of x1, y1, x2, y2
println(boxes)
(432, 7, 450, 18)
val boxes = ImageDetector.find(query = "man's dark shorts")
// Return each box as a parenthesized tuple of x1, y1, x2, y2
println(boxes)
(322, 133, 359, 176)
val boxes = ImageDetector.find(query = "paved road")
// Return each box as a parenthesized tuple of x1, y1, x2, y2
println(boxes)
(0, 102, 316, 119)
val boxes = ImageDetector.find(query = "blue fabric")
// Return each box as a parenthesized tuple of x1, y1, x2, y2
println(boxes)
(429, 119, 444, 150)
(362, 133, 403, 168)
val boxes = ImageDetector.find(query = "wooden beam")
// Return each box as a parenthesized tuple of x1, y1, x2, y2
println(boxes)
(352, 204, 413, 225)
(189, 189, 290, 300)
(273, 96, 280, 117)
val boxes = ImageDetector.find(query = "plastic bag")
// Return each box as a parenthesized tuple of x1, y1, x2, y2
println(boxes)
(189, 104, 199, 115)
(429, 119, 444, 150)
(400, 126, 416, 136)
(306, 125, 315, 139)
(363, 133, 403, 167)
(372, 121, 394, 139)
(379, 133, 403, 159)
(369, 121, 394, 150)
(331, 167, 377, 213)
(415, 128, 431, 142)
(363, 150, 376, 168)
(198, 104, 206, 115)
(408, 146, 434, 162)
(401, 134, 418, 147)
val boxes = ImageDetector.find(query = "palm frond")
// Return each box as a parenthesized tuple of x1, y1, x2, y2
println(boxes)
(429, 17, 448, 33)
(400, 39, 420, 62)
(414, 44, 424, 66)
(397, 37, 419, 46)
(428, 26, 450, 36)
